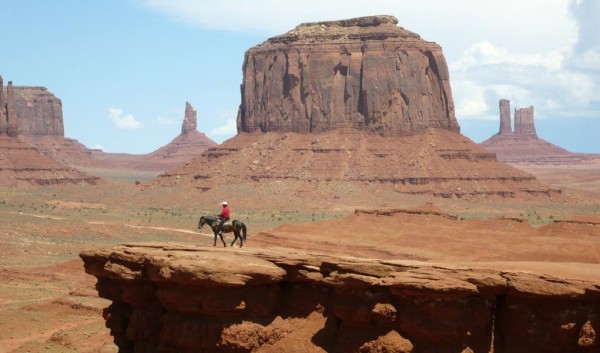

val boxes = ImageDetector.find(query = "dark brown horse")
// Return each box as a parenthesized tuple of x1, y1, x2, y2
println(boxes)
(197, 216, 247, 247)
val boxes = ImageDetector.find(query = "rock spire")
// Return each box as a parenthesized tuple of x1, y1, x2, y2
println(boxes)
(514, 106, 537, 137)
(0, 75, 5, 135)
(0, 77, 19, 137)
(181, 101, 197, 135)
(490, 99, 537, 138)
(499, 99, 512, 134)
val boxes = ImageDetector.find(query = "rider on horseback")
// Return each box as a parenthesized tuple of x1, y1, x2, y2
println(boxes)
(217, 201, 230, 236)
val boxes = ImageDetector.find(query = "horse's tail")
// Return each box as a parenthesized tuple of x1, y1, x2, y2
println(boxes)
(242, 223, 247, 241)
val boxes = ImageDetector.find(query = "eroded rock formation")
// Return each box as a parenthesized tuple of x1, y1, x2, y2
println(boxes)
(514, 106, 537, 138)
(81, 243, 600, 353)
(156, 128, 560, 199)
(0, 76, 19, 137)
(0, 76, 100, 185)
(129, 102, 216, 171)
(0, 135, 100, 186)
(154, 17, 563, 199)
(481, 100, 598, 164)
(237, 15, 459, 135)
(1, 78, 64, 137)
(13, 86, 64, 136)
(181, 101, 197, 135)
(499, 99, 512, 134)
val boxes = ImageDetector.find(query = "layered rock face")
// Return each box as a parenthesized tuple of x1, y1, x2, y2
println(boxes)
(1, 78, 64, 137)
(237, 15, 459, 135)
(81, 243, 600, 353)
(482, 100, 598, 164)
(156, 128, 560, 199)
(0, 135, 100, 186)
(12, 86, 64, 136)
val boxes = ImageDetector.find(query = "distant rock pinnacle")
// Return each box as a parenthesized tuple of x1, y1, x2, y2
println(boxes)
(181, 101, 197, 135)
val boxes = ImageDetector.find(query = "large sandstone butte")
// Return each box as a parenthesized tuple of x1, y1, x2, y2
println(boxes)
(11, 86, 65, 136)
(157, 16, 560, 199)
(237, 15, 459, 135)
(81, 242, 600, 353)
(481, 99, 600, 164)
(0, 75, 100, 186)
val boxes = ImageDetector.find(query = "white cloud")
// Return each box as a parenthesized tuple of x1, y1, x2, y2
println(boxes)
(573, 49, 600, 70)
(451, 39, 600, 121)
(450, 41, 565, 72)
(155, 116, 174, 125)
(107, 108, 143, 129)
(92, 144, 105, 151)
(141, 0, 598, 122)
(452, 81, 488, 118)
(209, 117, 237, 137)
(138, 0, 576, 55)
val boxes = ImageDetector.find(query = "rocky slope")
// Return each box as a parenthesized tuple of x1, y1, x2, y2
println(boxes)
(0, 135, 100, 186)
(156, 128, 560, 199)
(81, 242, 599, 353)
(237, 15, 458, 135)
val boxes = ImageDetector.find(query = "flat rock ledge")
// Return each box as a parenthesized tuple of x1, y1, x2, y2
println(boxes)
(81, 243, 600, 353)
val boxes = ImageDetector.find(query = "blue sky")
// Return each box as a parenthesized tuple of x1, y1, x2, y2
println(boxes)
(2, 0, 599, 153)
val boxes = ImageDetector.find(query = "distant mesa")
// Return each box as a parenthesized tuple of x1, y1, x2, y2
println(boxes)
(237, 15, 459, 135)
(481, 99, 599, 164)
(0, 75, 100, 186)
(157, 16, 560, 200)
(5, 75, 215, 173)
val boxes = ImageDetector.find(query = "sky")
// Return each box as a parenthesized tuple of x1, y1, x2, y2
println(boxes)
(1, 0, 599, 154)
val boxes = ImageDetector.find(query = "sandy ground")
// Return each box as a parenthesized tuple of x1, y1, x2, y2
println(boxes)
(0, 165, 599, 352)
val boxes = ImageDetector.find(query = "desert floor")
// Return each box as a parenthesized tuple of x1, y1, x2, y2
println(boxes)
(1, 164, 599, 353)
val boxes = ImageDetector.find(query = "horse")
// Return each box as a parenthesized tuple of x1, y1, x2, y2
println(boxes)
(197, 215, 247, 247)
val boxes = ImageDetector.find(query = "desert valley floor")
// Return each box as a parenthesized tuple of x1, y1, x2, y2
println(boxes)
(0, 160, 599, 353)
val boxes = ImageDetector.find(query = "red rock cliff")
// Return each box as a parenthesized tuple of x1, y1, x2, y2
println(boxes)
(1, 78, 64, 137)
(13, 86, 64, 136)
(81, 243, 599, 353)
(237, 15, 459, 135)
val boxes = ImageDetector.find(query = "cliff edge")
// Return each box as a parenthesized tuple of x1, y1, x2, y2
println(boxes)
(81, 243, 599, 353)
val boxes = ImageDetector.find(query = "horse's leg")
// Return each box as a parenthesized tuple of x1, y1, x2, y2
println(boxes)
(237, 229, 243, 248)
(213, 231, 217, 247)
(231, 234, 237, 247)
(219, 232, 226, 247)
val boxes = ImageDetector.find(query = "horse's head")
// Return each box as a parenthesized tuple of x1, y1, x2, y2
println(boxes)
(197, 216, 206, 229)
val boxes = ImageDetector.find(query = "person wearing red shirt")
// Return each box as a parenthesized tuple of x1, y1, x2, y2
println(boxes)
(217, 201, 231, 235)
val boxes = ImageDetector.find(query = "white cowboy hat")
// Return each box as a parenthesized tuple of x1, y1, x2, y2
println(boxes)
(221, 201, 228, 205)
